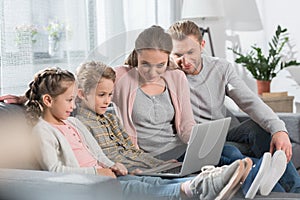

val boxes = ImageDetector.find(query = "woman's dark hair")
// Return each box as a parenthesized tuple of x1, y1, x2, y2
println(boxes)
(125, 25, 173, 67)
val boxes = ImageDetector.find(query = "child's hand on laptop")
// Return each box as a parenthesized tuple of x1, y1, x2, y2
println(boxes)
(96, 168, 117, 178)
(110, 162, 128, 176)
(130, 168, 143, 175)
(165, 159, 178, 163)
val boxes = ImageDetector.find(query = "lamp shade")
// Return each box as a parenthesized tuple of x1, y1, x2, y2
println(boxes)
(181, 0, 224, 20)
(224, 0, 263, 31)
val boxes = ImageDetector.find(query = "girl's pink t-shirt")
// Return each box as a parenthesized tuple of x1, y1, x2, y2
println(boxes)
(53, 122, 102, 168)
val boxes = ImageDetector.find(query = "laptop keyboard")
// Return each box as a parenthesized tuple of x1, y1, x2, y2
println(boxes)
(161, 165, 182, 174)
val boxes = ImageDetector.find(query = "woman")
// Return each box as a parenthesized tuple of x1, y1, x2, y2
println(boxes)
(112, 25, 195, 160)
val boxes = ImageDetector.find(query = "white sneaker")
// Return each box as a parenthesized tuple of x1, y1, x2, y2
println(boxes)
(259, 150, 287, 196)
(245, 152, 272, 199)
(189, 159, 245, 200)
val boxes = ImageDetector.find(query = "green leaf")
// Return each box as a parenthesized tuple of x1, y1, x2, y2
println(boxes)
(229, 25, 300, 80)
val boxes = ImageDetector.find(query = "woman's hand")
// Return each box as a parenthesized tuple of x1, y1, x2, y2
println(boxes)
(130, 168, 143, 175)
(0, 95, 27, 104)
(96, 168, 117, 178)
(110, 162, 128, 176)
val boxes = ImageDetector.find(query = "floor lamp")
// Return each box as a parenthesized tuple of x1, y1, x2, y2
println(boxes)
(200, 27, 215, 56)
(224, 0, 263, 49)
(181, 0, 224, 57)
(223, 0, 263, 92)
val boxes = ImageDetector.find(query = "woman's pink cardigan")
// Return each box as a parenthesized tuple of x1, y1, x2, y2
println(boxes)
(112, 65, 196, 148)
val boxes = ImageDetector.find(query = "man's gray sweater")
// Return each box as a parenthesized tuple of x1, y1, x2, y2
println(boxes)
(187, 55, 287, 135)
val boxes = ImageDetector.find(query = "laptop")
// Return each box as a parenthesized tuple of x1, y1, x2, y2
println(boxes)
(136, 117, 231, 178)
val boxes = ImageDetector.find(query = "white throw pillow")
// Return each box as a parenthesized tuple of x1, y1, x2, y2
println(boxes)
(285, 66, 300, 85)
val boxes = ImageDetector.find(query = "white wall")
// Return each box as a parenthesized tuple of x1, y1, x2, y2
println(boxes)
(251, 0, 300, 61)
(193, 18, 227, 58)
(225, 0, 300, 112)
(195, 0, 300, 68)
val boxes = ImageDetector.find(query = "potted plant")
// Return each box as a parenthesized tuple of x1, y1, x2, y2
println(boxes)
(45, 20, 66, 58)
(15, 24, 38, 47)
(231, 25, 300, 95)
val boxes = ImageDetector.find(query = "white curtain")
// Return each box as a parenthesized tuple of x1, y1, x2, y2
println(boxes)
(0, 0, 183, 94)
(0, 0, 91, 95)
(90, 0, 183, 66)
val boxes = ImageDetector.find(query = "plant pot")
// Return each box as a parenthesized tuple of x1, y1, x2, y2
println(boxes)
(256, 80, 271, 95)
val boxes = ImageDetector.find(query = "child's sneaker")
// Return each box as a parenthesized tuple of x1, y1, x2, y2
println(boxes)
(226, 157, 253, 200)
(243, 152, 272, 199)
(259, 150, 287, 196)
(188, 159, 245, 200)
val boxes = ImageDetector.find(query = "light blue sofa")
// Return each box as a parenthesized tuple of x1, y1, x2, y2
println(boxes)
(1, 103, 300, 199)
(0, 169, 122, 200)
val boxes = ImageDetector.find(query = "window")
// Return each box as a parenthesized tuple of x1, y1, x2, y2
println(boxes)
(0, 0, 94, 94)
(0, 0, 182, 94)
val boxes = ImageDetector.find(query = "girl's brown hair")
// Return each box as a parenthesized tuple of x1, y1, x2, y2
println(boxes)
(25, 67, 75, 123)
(125, 25, 173, 68)
(76, 61, 116, 95)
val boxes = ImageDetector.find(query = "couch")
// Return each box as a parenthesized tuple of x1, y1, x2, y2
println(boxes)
(0, 169, 122, 200)
(0, 103, 122, 200)
(1, 102, 300, 199)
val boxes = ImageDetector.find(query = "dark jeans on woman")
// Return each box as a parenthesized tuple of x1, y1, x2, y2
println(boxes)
(226, 119, 300, 193)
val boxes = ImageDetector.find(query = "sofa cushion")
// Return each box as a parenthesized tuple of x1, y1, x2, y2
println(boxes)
(286, 66, 300, 85)
(0, 169, 122, 200)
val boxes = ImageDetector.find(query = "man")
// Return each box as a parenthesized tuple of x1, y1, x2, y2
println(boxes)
(167, 20, 300, 193)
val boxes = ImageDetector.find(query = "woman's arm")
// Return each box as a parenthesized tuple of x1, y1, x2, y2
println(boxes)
(0, 94, 27, 104)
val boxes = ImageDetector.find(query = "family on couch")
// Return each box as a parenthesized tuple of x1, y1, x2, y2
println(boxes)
(1, 20, 300, 199)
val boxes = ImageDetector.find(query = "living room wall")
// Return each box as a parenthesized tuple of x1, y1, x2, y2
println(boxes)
(237, 0, 300, 61)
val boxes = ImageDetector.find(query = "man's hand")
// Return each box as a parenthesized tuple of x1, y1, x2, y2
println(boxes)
(96, 168, 116, 178)
(174, 56, 184, 69)
(110, 162, 128, 176)
(0, 95, 26, 104)
(270, 131, 292, 162)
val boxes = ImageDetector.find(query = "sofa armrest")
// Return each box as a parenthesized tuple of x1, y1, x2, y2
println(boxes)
(234, 112, 300, 143)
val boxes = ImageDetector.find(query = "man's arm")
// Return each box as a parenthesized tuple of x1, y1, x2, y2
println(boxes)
(225, 63, 292, 161)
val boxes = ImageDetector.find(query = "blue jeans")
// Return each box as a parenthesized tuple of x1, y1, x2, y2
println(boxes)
(118, 175, 192, 199)
(218, 144, 251, 166)
(226, 119, 300, 193)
